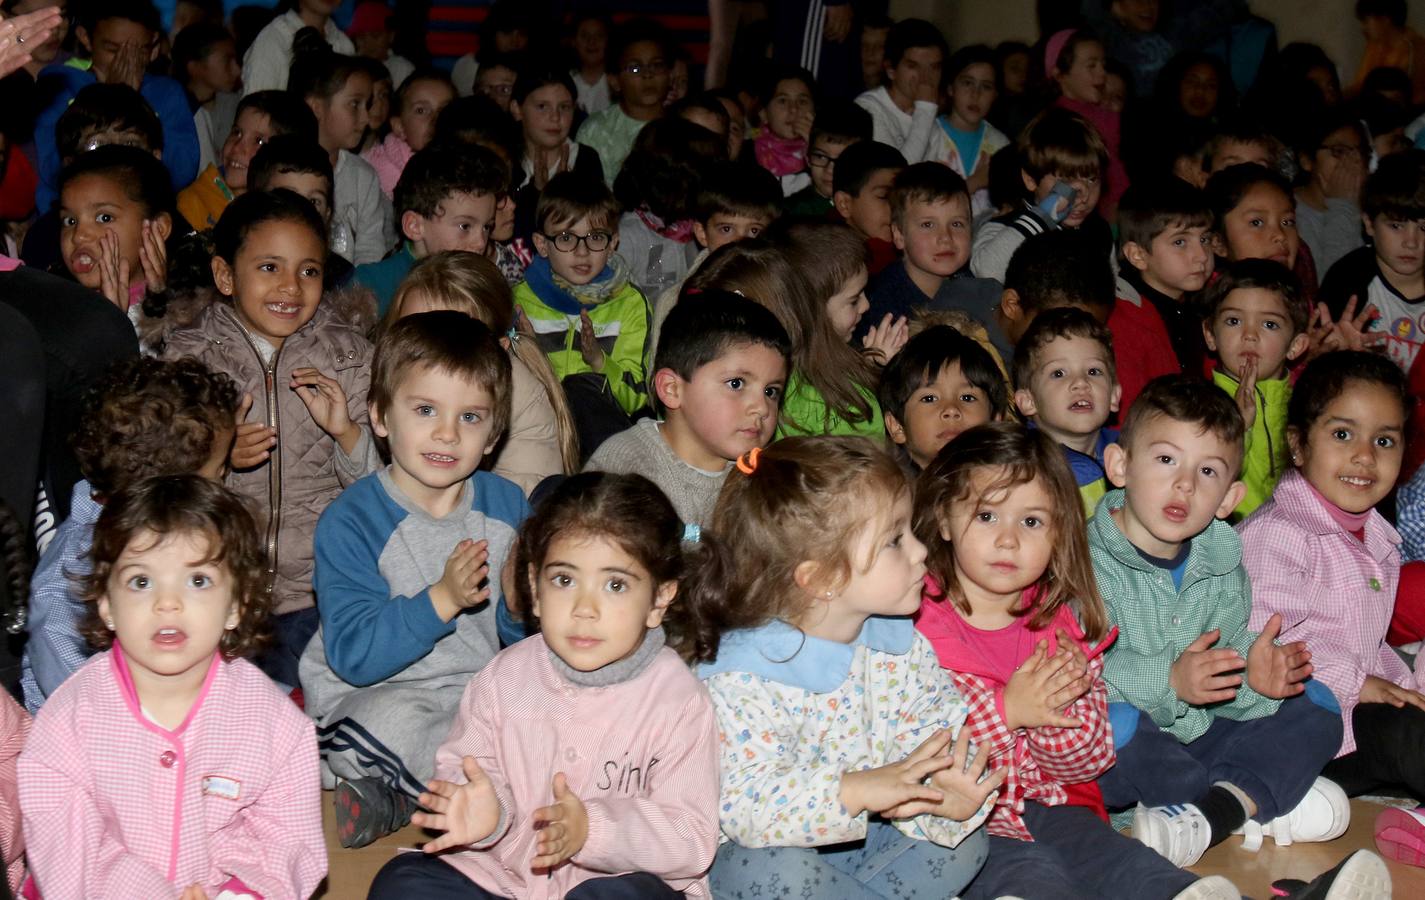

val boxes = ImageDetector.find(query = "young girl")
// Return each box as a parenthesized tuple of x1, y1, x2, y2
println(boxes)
(366, 471, 721, 899)
(17, 474, 325, 898)
(913, 423, 1243, 899)
(290, 30, 393, 265)
(1045, 29, 1128, 219)
(160, 189, 376, 689)
(171, 22, 242, 173)
(571, 11, 611, 115)
(753, 66, 815, 197)
(696, 436, 1001, 898)
(240, 0, 354, 94)
(356, 58, 393, 156)
(1295, 112, 1370, 275)
(936, 45, 1010, 216)
(386, 250, 579, 491)
(511, 65, 604, 243)
(1206, 162, 1323, 307)
(1239, 351, 1425, 823)
(364, 69, 456, 198)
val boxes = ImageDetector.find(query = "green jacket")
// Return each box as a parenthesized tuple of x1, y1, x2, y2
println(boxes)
(1088, 490, 1282, 743)
(513, 278, 651, 416)
(776, 372, 884, 441)
(1212, 368, 1291, 520)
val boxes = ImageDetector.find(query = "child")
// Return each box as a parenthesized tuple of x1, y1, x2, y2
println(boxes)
(297, 310, 527, 848)
(514, 172, 649, 453)
(363, 69, 456, 199)
(1118, 176, 1216, 382)
(385, 250, 580, 492)
(576, 18, 671, 186)
(1202, 260, 1311, 518)
(171, 21, 241, 174)
(354, 57, 393, 156)
(914, 423, 1241, 900)
(697, 436, 1002, 897)
(1294, 112, 1370, 275)
(863, 162, 1000, 341)
(753, 65, 816, 196)
(473, 51, 521, 114)
(449, 0, 530, 97)
(935, 44, 1010, 216)
(587, 289, 790, 527)
(971, 108, 1110, 283)
(20, 356, 237, 712)
(783, 99, 873, 218)
(831, 139, 907, 276)
(33, 0, 199, 214)
(177, 89, 318, 231)
(1202, 119, 1280, 176)
(162, 189, 376, 688)
(570, 10, 611, 115)
(290, 33, 394, 265)
(352, 141, 506, 315)
(1012, 307, 1122, 513)
(19, 474, 326, 897)
(879, 324, 1008, 471)
(1207, 163, 1302, 277)
(1045, 28, 1128, 219)
(1091, 376, 1347, 867)
(241, 0, 353, 94)
(511, 64, 604, 242)
(1353, 0, 1425, 105)
(347, 1, 413, 90)
(367, 471, 720, 898)
(246, 135, 354, 287)
(854, 18, 947, 163)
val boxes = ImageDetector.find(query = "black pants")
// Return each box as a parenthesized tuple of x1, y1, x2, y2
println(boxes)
(368, 853, 683, 899)
(561, 373, 636, 464)
(1323, 701, 1425, 799)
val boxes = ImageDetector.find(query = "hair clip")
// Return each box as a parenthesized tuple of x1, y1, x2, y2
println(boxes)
(506, 326, 520, 343)
(682, 523, 701, 543)
(735, 447, 762, 475)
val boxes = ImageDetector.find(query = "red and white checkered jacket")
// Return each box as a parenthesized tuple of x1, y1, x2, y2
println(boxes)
(917, 593, 1116, 842)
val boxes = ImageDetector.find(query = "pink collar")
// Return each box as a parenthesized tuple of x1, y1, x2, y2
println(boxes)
(1302, 476, 1372, 534)
(635, 208, 696, 243)
(754, 130, 807, 177)
(109, 641, 221, 738)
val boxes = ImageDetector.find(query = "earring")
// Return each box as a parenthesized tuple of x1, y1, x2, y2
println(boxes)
(105, 619, 115, 630)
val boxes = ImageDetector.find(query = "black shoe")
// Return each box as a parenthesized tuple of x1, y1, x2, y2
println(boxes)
(333, 776, 416, 849)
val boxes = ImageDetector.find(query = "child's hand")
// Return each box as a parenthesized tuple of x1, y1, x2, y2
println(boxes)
(967, 153, 991, 194)
(531, 772, 589, 871)
(289, 368, 357, 452)
(96, 229, 131, 312)
(1322, 154, 1366, 201)
(839, 728, 958, 818)
(178, 884, 207, 900)
(1246, 614, 1312, 699)
(1232, 355, 1258, 431)
(431, 539, 491, 622)
(100, 39, 147, 91)
(861, 313, 909, 364)
(414, 756, 503, 853)
(823, 3, 853, 42)
(792, 106, 814, 142)
(1168, 629, 1244, 705)
(230, 393, 276, 470)
(1359, 674, 1425, 711)
(927, 726, 1007, 821)
(139, 219, 167, 293)
(578, 311, 605, 372)
(1002, 641, 1088, 730)
(1049, 628, 1095, 712)
(532, 143, 570, 190)
(1329, 296, 1384, 354)
(913, 72, 939, 104)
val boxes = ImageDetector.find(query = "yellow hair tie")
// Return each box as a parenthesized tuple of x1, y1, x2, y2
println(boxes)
(735, 447, 762, 475)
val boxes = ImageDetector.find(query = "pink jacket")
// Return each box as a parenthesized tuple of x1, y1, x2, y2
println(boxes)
(431, 636, 719, 899)
(0, 690, 29, 894)
(18, 649, 326, 898)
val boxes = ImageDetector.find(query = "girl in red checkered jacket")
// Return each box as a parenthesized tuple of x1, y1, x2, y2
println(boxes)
(911, 423, 1243, 900)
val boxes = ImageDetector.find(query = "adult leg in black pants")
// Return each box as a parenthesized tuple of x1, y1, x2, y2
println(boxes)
(1323, 701, 1425, 798)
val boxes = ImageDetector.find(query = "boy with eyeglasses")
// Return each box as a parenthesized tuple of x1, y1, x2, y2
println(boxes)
(515, 172, 653, 453)
(784, 100, 873, 218)
(576, 19, 672, 186)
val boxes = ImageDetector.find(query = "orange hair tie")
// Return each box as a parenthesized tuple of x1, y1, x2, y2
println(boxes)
(735, 447, 762, 475)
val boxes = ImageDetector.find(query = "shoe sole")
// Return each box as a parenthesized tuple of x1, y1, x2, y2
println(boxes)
(1324, 851, 1392, 900)
(1374, 807, 1425, 868)
(1173, 875, 1241, 900)
(334, 780, 381, 850)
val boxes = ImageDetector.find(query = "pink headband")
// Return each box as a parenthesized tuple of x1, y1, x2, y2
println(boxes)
(1045, 29, 1076, 76)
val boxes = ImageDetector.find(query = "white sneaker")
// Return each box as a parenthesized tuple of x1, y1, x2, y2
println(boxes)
(1172, 875, 1241, 899)
(1294, 849, 1392, 900)
(1133, 803, 1213, 867)
(1236, 777, 1350, 850)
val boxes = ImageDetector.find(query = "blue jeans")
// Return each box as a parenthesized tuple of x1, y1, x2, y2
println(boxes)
(367, 853, 683, 899)
(710, 819, 988, 899)
(961, 802, 1197, 900)
(1099, 684, 1342, 821)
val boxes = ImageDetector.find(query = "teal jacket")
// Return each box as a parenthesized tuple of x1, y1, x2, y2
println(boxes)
(1212, 368, 1290, 520)
(1088, 489, 1282, 743)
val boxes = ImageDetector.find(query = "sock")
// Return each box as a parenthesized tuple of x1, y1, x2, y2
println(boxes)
(1194, 785, 1249, 846)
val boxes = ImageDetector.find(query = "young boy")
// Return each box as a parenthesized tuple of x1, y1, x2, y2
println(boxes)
(1091, 376, 1347, 867)
(587, 291, 790, 526)
(347, 1, 414, 89)
(861, 162, 1000, 341)
(1202, 118, 1280, 177)
(352, 142, 508, 316)
(971, 107, 1109, 283)
(783, 100, 873, 218)
(832, 139, 906, 276)
(299, 311, 528, 849)
(575, 19, 671, 186)
(514, 172, 650, 453)
(1202, 259, 1310, 519)
(878, 323, 1008, 471)
(854, 18, 947, 163)
(178, 89, 319, 230)
(247, 134, 355, 288)
(21, 356, 237, 713)
(1013, 307, 1122, 512)
(33, 0, 199, 213)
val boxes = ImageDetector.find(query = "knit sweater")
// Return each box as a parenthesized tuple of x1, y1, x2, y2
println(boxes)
(585, 419, 729, 527)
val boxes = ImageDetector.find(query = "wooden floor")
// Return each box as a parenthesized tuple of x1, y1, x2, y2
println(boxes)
(312, 797, 1425, 899)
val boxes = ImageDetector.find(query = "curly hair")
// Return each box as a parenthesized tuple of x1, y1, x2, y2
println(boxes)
(73, 357, 241, 499)
(80, 475, 272, 659)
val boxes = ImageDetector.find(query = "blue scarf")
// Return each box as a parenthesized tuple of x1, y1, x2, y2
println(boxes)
(523, 255, 627, 316)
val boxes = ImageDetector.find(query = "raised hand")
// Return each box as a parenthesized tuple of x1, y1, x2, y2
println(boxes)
(1245, 613, 1311, 699)
(531, 772, 589, 871)
(289, 367, 357, 452)
(927, 727, 1007, 821)
(0, 7, 62, 80)
(139, 219, 168, 293)
(861, 313, 909, 364)
(430, 539, 491, 621)
(1002, 641, 1088, 730)
(1169, 629, 1244, 705)
(578, 311, 605, 371)
(1330, 296, 1384, 353)
(230, 393, 276, 470)
(823, 3, 853, 43)
(839, 728, 956, 819)
(1233, 354, 1258, 431)
(101, 39, 148, 91)
(96, 230, 131, 312)
(415, 756, 503, 853)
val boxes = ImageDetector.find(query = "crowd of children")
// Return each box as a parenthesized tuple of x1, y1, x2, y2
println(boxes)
(4, 1, 1425, 899)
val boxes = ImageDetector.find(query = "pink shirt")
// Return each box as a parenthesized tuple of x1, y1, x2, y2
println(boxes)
(19, 649, 326, 898)
(431, 636, 719, 899)
(1239, 468, 1424, 755)
(0, 690, 29, 894)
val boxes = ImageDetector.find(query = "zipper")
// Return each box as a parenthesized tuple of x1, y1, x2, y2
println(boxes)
(228, 309, 284, 602)
(1256, 383, 1277, 478)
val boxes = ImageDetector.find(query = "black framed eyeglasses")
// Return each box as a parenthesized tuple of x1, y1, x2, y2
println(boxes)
(807, 150, 839, 168)
(543, 231, 612, 252)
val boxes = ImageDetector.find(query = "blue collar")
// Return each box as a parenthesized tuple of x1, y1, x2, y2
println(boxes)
(697, 616, 915, 692)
